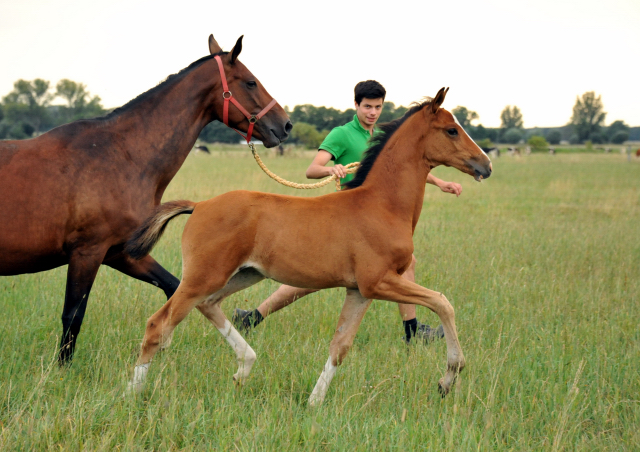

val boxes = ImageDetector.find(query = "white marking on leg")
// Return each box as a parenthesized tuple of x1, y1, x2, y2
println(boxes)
(309, 356, 337, 407)
(217, 319, 256, 382)
(128, 363, 150, 393)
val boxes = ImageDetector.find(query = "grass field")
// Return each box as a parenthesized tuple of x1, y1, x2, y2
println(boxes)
(0, 149, 638, 450)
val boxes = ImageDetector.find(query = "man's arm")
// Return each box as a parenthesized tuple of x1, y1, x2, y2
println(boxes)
(427, 173, 462, 197)
(306, 150, 348, 179)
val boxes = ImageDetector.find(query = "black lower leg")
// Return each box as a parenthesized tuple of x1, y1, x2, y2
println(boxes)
(403, 318, 418, 343)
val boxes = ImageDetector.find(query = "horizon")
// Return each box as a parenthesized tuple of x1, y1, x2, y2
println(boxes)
(1, 0, 639, 129)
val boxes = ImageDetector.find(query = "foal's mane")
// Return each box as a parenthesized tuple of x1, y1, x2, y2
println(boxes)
(343, 98, 433, 190)
(104, 52, 228, 119)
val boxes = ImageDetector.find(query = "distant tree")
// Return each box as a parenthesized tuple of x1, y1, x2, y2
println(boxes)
(289, 122, 327, 149)
(546, 130, 562, 145)
(378, 101, 408, 123)
(198, 120, 243, 144)
(452, 106, 479, 129)
(528, 135, 549, 150)
(55, 79, 105, 122)
(607, 120, 629, 142)
(589, 132, 604, 144)
(610, 131, 629, 144)
(2, 79, 54, 135)
(502, 128, 523, 144)
(570, 91, 606, 143)
(470, 124, 487, 140)
(476, 138, 494, 149)
(500, 106, 523, 130)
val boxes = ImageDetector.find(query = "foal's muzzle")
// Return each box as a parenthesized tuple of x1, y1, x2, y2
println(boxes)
(465, 157, 492, 182)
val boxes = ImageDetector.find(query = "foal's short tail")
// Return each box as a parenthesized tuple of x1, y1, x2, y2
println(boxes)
(126, 200, 197, 259)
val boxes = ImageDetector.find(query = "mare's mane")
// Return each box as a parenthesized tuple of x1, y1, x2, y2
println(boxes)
(343, 98, 433, 189)
(104, 52, 228, 119)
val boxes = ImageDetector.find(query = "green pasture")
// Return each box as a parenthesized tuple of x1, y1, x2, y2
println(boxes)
(0, 149, 638, 450)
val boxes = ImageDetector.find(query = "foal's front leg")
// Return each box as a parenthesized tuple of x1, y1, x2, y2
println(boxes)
(309, 289, 372, 406)
(365, 271, 465, 396)
(198, 302, 257, 383)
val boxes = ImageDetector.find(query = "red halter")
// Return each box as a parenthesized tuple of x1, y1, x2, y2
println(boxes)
(214, 55, 277, 143)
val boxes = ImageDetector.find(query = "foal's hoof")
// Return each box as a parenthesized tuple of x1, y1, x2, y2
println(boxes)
(438, 379, 450, 398)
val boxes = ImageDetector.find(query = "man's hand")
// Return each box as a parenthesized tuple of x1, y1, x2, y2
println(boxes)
(427, 173, 462, 197)
(327, 164, 347, 179)
(438, 180, 462, 197)
(306, 150, 347, 179)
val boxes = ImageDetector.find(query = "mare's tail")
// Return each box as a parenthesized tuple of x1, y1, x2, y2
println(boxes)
(126, 200, 196, 259)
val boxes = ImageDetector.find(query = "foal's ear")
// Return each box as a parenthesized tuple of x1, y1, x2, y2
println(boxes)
(230, 35, 243, 64)
(431, 87, 449, 115)
(208, 34, 222, 54)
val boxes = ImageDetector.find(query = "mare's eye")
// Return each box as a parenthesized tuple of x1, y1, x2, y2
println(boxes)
(447, 128, 458, 137)
(247, 81, 257, 88)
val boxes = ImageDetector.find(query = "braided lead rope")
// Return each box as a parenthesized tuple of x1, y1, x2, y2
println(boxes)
(249, 143, 359, 190)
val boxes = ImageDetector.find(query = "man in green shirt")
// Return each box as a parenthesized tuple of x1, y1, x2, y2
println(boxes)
(233, 80, 462, 343)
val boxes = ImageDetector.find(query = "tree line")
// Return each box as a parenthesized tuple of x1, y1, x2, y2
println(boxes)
(0, 79, 106, 139)
(1, 79, 635, 147)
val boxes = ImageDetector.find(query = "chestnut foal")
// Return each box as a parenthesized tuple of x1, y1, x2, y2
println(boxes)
(126, 88, 492, 405)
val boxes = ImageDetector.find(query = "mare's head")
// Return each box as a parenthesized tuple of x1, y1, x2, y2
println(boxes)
(422, 88, 492, 181)
(208, 35, 292, 147)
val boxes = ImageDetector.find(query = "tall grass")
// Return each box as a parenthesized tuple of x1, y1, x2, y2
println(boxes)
(0, 150, 638, 450)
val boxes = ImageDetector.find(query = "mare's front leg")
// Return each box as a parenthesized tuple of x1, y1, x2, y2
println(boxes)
(59, 247, 108, 365)
(309, 289, 372, 407)
(364, 272, 465, 396)
(104, 253, 180, 299)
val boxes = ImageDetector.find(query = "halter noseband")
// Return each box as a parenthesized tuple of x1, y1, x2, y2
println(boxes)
(214, 55, 277, 143)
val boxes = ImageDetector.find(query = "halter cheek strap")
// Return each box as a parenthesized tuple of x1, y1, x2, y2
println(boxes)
(214, 55, 278, 143)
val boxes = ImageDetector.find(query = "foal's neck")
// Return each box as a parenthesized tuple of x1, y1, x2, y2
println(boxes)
(360, 113, 431, 229)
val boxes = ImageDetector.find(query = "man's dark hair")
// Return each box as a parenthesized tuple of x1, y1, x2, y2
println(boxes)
(354, 80, 386, 105)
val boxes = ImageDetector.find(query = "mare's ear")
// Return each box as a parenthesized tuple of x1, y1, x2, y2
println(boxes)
(230, 36, 243, 64)
(431, 87, 449, 114)
(208, 34, 222, 54)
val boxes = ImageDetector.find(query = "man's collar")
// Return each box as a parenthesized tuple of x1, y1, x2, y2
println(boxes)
(352, 114, 377, 134)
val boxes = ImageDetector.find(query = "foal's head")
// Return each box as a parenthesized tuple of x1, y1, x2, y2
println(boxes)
(422, 88, 492, 181)
(207, 35, 292, 147)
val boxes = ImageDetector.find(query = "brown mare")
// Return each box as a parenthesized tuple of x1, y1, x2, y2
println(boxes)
(126, 88, 492, 404)
(0, 35, 291, 364)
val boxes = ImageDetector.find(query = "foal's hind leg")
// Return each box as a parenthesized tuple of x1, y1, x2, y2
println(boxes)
(309, 289, 372, 406)
(129, 286, 211, 392)
(197, 268, 265, 383)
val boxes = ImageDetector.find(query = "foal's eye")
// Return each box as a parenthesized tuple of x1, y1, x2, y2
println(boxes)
(247, 81, 257, 88)
(447, 128, 458, 137)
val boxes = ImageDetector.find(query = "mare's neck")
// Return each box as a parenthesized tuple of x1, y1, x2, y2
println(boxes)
(360, 113, 431, 230)
(109, 59, 220, 198)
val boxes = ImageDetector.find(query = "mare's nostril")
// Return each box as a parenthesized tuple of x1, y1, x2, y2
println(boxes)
(284, 121, 293, 135)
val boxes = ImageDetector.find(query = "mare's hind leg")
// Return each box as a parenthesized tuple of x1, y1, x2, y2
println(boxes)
(309, 289, 372, 406)
(105, 253, 180, 299)
(59, 247, 108, 364)
(197, 268, 265, 383)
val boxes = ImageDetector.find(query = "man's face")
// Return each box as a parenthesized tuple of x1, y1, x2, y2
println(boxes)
(355, 97, 384, 128)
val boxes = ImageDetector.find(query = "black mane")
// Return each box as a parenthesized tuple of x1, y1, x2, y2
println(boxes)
(103, 52, 227, 119)
(343, 98, 432, 189)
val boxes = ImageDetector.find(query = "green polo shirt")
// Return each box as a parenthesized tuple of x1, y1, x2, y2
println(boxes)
(320, 115, 379, 184)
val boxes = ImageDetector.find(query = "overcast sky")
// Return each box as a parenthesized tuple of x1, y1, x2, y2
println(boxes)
(1, 0, 638, 128)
